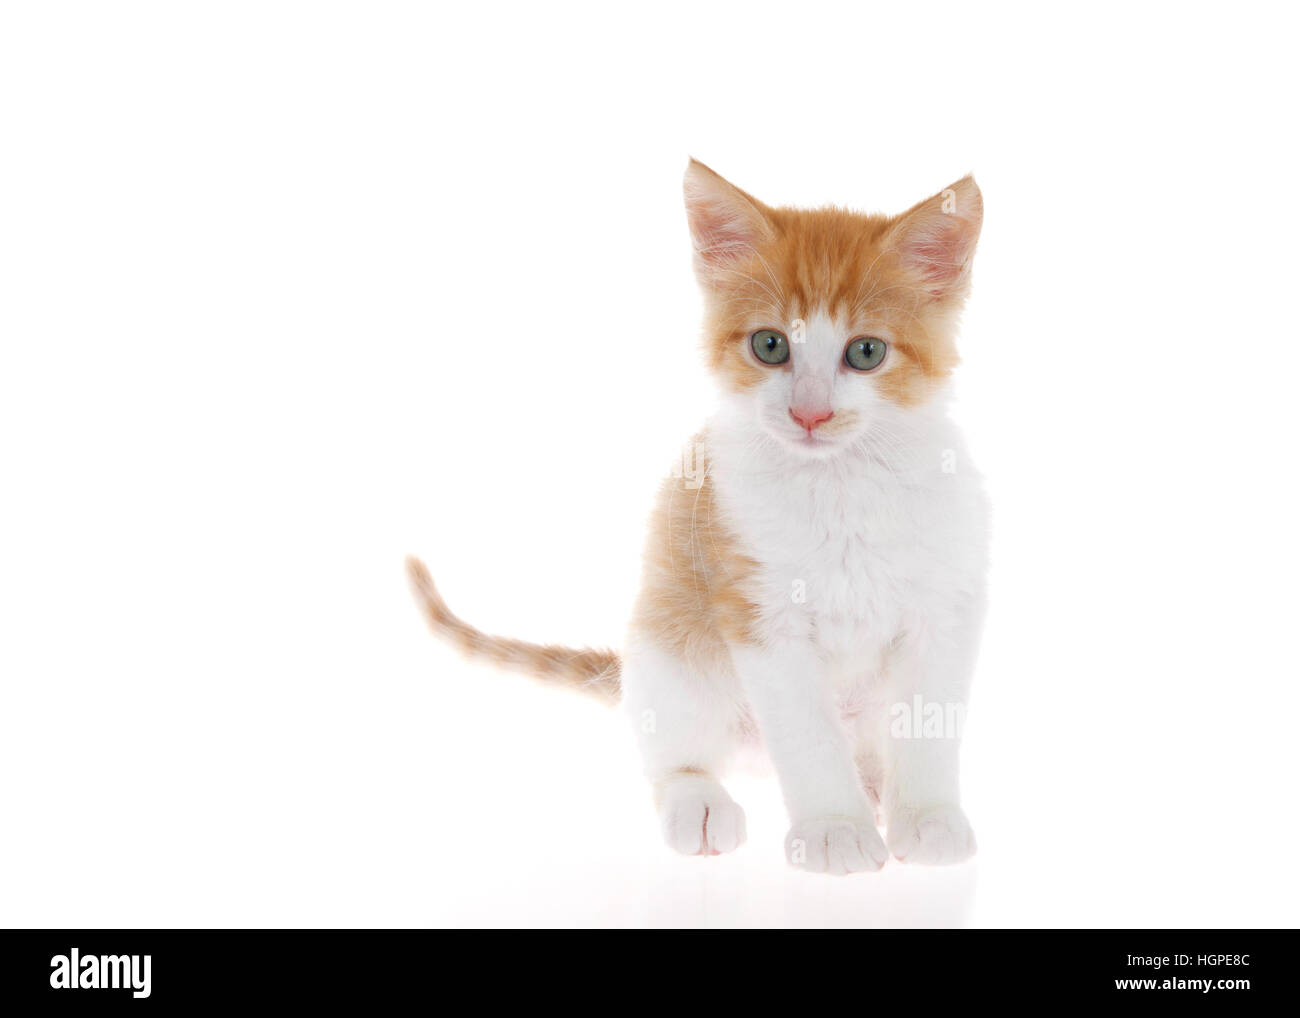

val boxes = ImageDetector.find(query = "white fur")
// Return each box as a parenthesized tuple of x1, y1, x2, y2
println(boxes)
(620, 309, 988, 873)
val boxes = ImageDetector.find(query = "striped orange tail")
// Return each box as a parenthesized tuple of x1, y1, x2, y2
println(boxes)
(405, 556, 621, 705)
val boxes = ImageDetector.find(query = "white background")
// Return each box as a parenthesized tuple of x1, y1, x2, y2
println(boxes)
(2, 1, 1298, 928)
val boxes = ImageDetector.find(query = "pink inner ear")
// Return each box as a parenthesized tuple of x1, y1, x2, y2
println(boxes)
(684, 177, 766, 267)
(902, 218, 974, 293)
(689, 202, 759, 264)
(697, 216, 752, 258)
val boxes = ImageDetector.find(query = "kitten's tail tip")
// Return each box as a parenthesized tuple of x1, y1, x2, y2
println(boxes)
(405, 555, 449, 621)
(405, 553, 435, 597)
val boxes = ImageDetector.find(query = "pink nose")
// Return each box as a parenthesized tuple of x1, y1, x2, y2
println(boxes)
(789, 407, 834, 432)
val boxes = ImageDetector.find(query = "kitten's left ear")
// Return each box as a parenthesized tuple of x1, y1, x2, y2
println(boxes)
(884, 175, 983, 302)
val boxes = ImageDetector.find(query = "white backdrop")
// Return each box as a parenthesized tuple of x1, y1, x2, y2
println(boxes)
(2, 1, 1298, 927)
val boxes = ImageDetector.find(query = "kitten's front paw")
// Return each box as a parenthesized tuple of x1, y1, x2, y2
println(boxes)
(658, 777, 747, 856)
(785, 817, 888, 875)
(885, 804, 976, 865)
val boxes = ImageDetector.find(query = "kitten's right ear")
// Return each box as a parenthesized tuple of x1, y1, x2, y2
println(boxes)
(683, 158, 773, 279)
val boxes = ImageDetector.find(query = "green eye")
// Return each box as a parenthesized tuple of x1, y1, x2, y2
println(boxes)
(845, 337, 887, 371)
(750, 329, 790, 365)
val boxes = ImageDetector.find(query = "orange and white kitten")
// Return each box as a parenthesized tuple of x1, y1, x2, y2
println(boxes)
(408, 160, 987, 874)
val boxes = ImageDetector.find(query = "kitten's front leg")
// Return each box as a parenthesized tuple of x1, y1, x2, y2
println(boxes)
(731, 641, 887, 875)
(882, 625, 979, 865)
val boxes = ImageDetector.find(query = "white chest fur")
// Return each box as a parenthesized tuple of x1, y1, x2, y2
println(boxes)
(706, 407, 988, 677)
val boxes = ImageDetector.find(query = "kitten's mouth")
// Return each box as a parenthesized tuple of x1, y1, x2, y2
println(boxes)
(776, 425, 849, 456)
(780, 408, 860, 452)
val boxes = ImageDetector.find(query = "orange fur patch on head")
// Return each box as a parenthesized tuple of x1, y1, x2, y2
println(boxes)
(684, 161, 982, 406)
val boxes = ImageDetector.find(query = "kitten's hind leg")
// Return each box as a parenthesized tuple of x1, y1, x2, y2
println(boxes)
(848, 679, 891, 827)
(620, 640, 746, 856)
(855, 743, 886, 828)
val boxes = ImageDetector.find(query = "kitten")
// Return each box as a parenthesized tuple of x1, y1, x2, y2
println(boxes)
(408, 159, 987, 874)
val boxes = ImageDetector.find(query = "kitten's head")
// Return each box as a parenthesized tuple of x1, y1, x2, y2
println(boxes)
(684, 159, 982, 458)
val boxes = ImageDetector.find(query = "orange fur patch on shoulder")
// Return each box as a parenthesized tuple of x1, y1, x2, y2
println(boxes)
(630, 437, 759, 662)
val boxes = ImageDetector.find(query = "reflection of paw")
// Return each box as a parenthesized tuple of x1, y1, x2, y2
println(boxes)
(658, 778, 747, 856)
(785, 816, 888, 875)
(886, 804, 976, 865)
